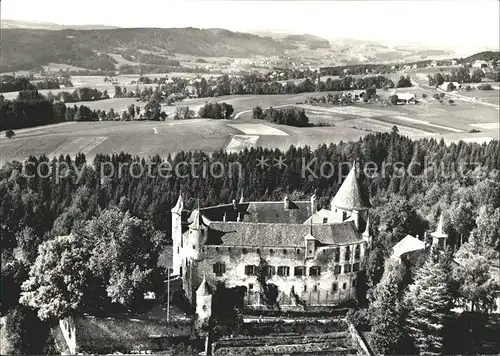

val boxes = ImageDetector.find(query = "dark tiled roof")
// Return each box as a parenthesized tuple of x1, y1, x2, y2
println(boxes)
(198, 200, 312, 224)
(205, 221, 362, 247)
(331, 163, 371, 211)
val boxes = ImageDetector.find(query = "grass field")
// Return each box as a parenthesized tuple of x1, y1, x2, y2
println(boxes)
(1, 91, 498, 165)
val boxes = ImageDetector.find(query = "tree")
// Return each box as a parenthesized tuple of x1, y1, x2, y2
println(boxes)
(82, 207, 165, 307)
(4, 305, 54, 354)
(20, 234, 92, 320)
(6, 129, 15, 139)
(390, 95, 398, 105)
(128, 104, 136, 118)
(369, 262, 410, 354)
(453, 241, 499, 312)
(448, 99, 455, 105)
(404, 257, 452, 355)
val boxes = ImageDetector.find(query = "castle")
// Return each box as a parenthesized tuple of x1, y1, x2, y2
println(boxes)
(171, 162, 372, 309)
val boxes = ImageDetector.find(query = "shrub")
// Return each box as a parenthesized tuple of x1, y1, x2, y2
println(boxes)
(477, 83, 493, 91)
(5, 129, 15, 139)
(346, 308, 370, 331)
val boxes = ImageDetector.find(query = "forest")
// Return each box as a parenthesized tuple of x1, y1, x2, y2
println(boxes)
(1, 130, 499, 354)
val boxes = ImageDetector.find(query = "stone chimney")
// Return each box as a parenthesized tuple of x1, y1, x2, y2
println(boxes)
(223, 212, 227, 222)
(232, 199, 236, 209)
(284, 196, 289, 210)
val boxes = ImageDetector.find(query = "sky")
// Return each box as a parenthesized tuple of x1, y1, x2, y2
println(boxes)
(2, 0, 499, 49)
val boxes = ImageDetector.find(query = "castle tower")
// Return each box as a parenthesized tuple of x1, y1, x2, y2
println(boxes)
(431, 214, 448, 250)
(187, 208, 209, 260)
(195, 275, 213, 329)
(330, 160, 371, 231)
(171, 192, 184, 276)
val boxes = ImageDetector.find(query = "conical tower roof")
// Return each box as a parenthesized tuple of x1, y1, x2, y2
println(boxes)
(331, 161, 371, 211)
(170, 192, 184, 214)
(188, 208, 210, 229)
(196, 275, 212, 296)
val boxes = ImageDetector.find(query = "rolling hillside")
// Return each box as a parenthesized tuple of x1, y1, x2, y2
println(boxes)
(1, 27, 296, 72)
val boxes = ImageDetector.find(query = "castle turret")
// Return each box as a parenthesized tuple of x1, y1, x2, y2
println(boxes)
(195, 275, 213, 329)
(330, 161, 371, 231)
(431, 214, 448, 250)
(187, 208, 209, 260)
(171, 192, 184, 276)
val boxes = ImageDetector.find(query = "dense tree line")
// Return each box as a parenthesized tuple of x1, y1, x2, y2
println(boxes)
(0, 76, 61, 93)
(428, 68, 487, 86)
(150, 73, 395, 99)
(252, 106, 309, 127)
(48, 87, 110, 103)
(197, 102, 234, 120)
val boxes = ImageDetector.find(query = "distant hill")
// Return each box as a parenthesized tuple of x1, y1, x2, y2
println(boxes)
(0, 19, 120, 30)
(1, 27, 296, 72)
(459, 51, 500, 63)
(283, 34, 330, 49)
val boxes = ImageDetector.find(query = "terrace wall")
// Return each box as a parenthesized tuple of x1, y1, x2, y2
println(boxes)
(61, 315, 194, 354)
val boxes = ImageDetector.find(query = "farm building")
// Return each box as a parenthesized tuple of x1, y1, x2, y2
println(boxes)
(395, 92, 417, 104)
(172, 162, 372, 308)
(391, 234, 426, 265)
(472, 60, 489, 68)
(439, 81, 461, 92)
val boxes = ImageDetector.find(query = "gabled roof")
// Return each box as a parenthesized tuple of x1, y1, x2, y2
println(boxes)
(205, 221, 362, 247)
(392, 235, 426, 258)
(331, 162, 371, 211)
(197, 200, 313, 224)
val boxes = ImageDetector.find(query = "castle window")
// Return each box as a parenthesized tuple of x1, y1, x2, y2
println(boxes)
(332, 283, 338, 293)
(309, 266, 321, 276)
(344, 246, 351, 261)
(304, 285, 307, 292)
(270, 249, 274, 254)
(323, 217, 328, 224)
(296, 249, 301, 254)
(294, 266, 306, 276)
(334, 265, 341, 275)
(192, 245, 196, 250)
(334, 247, 340, 262)
(352, 279, 357, 287)
(215, 247, 219, 252)
(228, 247, 232, 252)
(264, 266, 276, 276)
(344, 264, 352, 273)
(353, 262, 360, 272)
(177, 246, 180, 254)
(355, 245, 361, 260)
(245, 265, 258, 275)
(283, 249, 287, 255)
(242, 248, 248, 254)
(249, 283, 254, 290)
(277, 266, 290, 277)
(202, 247, 205, 252)
(313, 284, 318, 292)
(342, 282, 347, 290)
(213, 262, 226, 276)
(257, 248, 261, 254)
